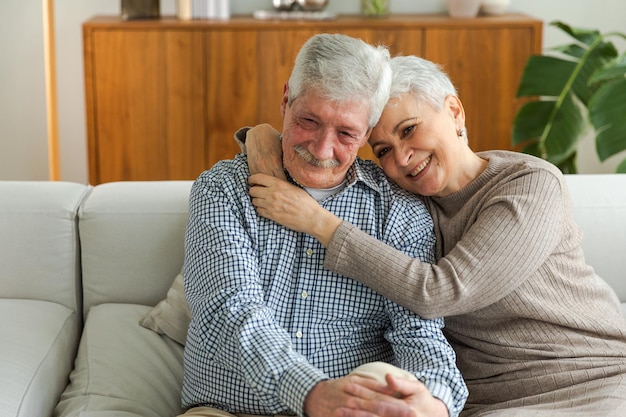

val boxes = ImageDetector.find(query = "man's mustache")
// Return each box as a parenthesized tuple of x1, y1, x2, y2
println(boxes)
(294, 145, 340, 168)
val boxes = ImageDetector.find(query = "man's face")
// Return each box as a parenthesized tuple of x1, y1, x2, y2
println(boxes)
(280, 86, 371, 189)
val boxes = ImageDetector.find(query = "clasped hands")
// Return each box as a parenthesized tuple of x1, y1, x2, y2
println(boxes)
(303, 373, 448, 417)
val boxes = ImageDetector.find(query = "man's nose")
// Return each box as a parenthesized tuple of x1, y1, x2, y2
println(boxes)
(310, 130, 336, 161)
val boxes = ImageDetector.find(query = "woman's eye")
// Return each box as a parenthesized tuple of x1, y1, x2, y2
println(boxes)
(401, 125, 415, 138)
(375, 147, 390, 158)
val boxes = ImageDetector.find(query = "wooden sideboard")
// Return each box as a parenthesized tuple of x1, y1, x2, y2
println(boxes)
(82, 14, 542, 184)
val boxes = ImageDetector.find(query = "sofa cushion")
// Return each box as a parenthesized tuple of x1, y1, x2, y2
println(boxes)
(0, 299, 79, 417)
(55, 303, 184, 417)
(139, 269, 191, 345)
(79, 181, 192, 320)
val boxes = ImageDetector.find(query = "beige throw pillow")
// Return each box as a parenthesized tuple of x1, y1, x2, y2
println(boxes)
(139, 270, 191, 345)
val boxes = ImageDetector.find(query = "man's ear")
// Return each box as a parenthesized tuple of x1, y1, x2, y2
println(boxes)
(280, 83, 289, 118)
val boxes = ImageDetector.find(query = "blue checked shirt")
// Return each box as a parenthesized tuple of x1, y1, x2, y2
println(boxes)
(181, 154, 467, 417)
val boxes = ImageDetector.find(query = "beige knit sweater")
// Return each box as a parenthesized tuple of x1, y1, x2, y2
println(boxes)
(325, 151, 626, 415)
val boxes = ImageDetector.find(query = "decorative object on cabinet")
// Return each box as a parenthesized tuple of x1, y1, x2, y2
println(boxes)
(513, 21, 626, 174)
(480, 0, 510, 15)
(121, 0, 160, 20)
(177, 0, 229, 20)
(82, 14, 542, 184)
(253, 9, 336, 20)
(447, 0, 481, 18)
(273, 0, 296, 11)
(296, 0, 329, 12)
(361, 0, 390, 17)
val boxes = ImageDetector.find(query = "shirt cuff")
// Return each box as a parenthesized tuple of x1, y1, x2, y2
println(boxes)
(426, 380, 458, 417)
(277, 361, 328, 417)
(323, 221, 354, 271)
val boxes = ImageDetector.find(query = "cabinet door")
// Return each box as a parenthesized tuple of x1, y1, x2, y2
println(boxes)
(424, 27, 536, 152)
(87, 29, 207, 183)
(204, 30, 260, 168)
(253, 27, 423, 165)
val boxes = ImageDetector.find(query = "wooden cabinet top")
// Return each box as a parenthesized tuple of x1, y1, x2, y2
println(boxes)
(84, 13, 543, 31)
(83, 12, 543, 183)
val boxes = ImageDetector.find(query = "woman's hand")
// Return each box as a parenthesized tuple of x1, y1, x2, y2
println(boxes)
(245, 123, 286, 180)
(249, 173, 341, 247)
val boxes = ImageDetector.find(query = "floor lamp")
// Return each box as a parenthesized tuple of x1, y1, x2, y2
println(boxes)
(43, 0, 61, 180)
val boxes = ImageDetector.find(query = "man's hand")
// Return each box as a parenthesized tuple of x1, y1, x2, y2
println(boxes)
(333, 374, 450, 417)
(246, 123, 286, 180)
(248, 173, 341, 247)
(303, 376, 378, 417)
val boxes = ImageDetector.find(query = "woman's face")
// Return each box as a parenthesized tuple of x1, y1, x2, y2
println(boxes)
(369, 93, 466, 197)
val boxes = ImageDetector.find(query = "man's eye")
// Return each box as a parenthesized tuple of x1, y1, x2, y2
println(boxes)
(340, 131, 358, 140)
(298, 118, 318, 129)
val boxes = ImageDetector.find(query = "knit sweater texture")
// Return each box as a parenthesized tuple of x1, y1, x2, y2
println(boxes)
(325, 150, 626, 415)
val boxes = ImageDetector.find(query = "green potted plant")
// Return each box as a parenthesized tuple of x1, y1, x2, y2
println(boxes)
(513, 21, 626, 173)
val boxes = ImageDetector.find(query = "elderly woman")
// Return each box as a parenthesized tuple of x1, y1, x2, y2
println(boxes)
(243, 55, 626, 416)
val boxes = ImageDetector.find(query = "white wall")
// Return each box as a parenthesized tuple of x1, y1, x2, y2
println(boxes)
(1, 0, 625, 183)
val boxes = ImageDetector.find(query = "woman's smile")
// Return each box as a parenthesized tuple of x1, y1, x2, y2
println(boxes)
(408, 155, 432, 178)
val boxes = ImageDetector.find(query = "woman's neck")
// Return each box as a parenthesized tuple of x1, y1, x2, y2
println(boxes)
(442, 150, 488, 197)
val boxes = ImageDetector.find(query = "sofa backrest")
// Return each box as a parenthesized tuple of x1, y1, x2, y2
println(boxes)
(564, 174, 626, 308)
(0, 181, 89, 313)
(75, 176, 624, 319)
(78, 181, 193, 320)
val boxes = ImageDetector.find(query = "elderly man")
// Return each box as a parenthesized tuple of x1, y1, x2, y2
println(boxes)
(180, 33, 467, 417)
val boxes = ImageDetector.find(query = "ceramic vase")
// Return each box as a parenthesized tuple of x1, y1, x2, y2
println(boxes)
(447, 0, 481, 18)
(480, 0, 510, 15)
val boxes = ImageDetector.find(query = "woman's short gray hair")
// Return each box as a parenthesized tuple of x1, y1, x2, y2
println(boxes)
(287, 33, 392, 129)
(389, 55, 457, 111)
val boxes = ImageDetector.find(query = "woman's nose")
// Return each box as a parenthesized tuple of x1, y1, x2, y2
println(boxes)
(395, 144, 412, 167)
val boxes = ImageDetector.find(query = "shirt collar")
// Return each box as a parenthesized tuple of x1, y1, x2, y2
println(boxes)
(286, 158, 382, 197)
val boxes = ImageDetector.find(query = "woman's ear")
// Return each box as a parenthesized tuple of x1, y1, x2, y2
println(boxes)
(445, 94, 466, 128)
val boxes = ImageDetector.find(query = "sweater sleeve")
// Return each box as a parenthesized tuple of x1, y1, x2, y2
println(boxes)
(324, 168, 565, 318)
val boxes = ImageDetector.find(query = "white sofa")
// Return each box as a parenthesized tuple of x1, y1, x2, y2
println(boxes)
(0, 175, 625, 417)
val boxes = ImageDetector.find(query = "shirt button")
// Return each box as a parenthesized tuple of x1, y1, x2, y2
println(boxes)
(306, 249, 313, 256)
(301, 291, 308, 299)
(295, 331, 303, 338)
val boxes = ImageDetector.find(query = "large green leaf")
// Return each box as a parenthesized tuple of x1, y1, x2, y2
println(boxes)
(557, 152, 578, 175)
(552, 21, 601, 46)
(571, 41, 618, 105)
(542, 93, 587, 166)
(591, 53, 626, 83)
(516, 42, 616, 112)
(512, 100, 554, 148)
(513, 21, 626, 173)
(554, 43, 586, 59)
(516, 56, 575, 98)
(589, 78, 626, 161)
(512, 94, 586, 167)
